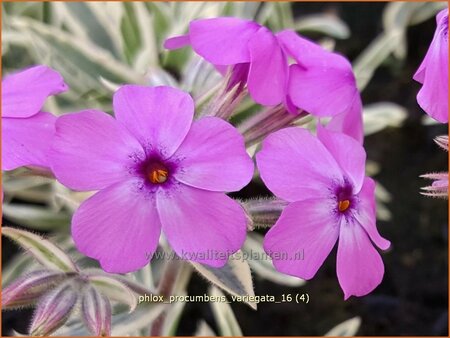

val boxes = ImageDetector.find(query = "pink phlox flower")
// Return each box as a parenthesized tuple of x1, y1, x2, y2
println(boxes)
(165, 17, 363, 142)
(414, 8, 448, 123)
(256, 125, 390, 299)
(50, 85, 254, 273)
(2, 65, 68, 170)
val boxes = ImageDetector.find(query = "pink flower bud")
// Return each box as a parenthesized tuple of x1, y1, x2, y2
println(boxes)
(30, 282, 78, 336)
(81, 286, 112, 336)
(2, 270, 70, 309)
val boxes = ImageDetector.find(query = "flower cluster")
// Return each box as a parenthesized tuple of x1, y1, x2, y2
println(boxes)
(3, 15, 406, 301)
(165, 17, 364, 143)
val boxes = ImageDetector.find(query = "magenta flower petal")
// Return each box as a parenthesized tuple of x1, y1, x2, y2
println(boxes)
(247, 27, 288, 105)
(326, 94, 364, 144)
(336, 217, 385, 300)
(317, 125, 366, 193)
(256, 127, 344, 202)
(156, 185, 247, 267)
(188, 17, 260, 65)
(263, 199, 340, 280)
(72, 179, 161, 273)
(413, 9, 448, 123)
(51, 110, 145, 191)
(164, 34, 190, 49)
(2, 112, 55, 171)
(173, 117, 254, 192)
(354, 178, 391, 250)
(288, 63, 357, 118)
(113, 85, 194, 157)
(2, 65, 68, 118)
(278, 30, 358, 117)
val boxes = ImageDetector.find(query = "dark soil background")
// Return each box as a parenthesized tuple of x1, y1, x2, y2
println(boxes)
(2, 2, 448, 336)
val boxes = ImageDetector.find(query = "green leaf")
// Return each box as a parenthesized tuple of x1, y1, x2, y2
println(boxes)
(195, 320, 217, 336)
(162, 291, 187, 336)
(209, 287, 243, 336)
(2, 227, 78, 273)
(353, 30, 403, 91)
(54, 2, 122, 58)
(294, 14, 351, 39)
(2, 204, 70, 231)
(191, 251, 256, 309)
(363, 102, 407, 136)
(87, 274, 138, 312)
(243, 233, 306, 287)
(325, 316, 361, 336)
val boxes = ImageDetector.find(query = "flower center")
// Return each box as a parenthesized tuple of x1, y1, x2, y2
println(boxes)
(338, 199, 351, 212)
(147, 162, 169, 184)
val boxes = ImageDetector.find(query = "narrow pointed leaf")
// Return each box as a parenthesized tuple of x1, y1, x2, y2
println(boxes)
(2, 227, 78, 273)
(325, 317, 362, 336)
(209, 287, 243, 336)
(191, 251, 256, 309)
(87, 274, 137, 312)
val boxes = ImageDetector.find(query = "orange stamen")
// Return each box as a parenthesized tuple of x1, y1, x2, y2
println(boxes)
(149, 168, 168, 184)
(338, 200, 350, 212)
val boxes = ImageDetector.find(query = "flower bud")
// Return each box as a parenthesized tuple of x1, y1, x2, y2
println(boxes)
(434, 135, 448, 152)
(30, 282, 78, 336)
(242, 197, 289, 230)
(2, 270, 70, 309)
(239, 105, 308, 147)
(421, 172, 448, 198)
(81, 286, 112, 336)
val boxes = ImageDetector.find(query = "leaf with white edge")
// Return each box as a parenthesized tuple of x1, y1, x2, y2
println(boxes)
(55, 302, 167, 336)
(363, 102, 407, 136)
(353, 30, 403, 91)
(294, 14, 350, 39)
(383, 2, 419, 31)
(162, 291, 187, 336)
(325, 316, 362, 336)
(85, 269, 157, 296)
(2, 227, 78, 273)
(2, 253, 39, 286)
(409, 2, 447, 25)
(209, 287, 243, 336)
(87, 274, 138, 312)
(191, 251, 256, 310)
(2, 204, 70, 231)
(195, 320, 217, 337)
(243, 233, 306, 287)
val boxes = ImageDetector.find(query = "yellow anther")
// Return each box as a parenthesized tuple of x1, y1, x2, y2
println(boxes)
(338, 199, 350, 212)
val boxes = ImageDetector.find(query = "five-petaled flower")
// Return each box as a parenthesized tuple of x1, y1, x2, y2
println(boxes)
(50, 85, 254, 273)
(2, 65, 68, 171)
(414, 8, 449, 123)
(164, 17, 363, 142)
(256, 126, 390, 299)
